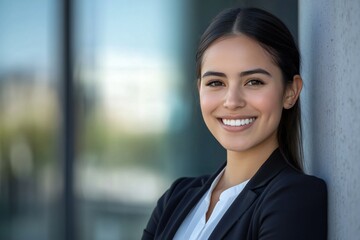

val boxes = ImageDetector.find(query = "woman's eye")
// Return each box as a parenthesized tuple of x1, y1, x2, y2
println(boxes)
(246, 79, 264, 86)
(206, 81, 224, 87)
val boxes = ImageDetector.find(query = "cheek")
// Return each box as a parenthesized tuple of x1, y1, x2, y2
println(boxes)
(251, 88, 284, 117)
(199, 91, 220, 114)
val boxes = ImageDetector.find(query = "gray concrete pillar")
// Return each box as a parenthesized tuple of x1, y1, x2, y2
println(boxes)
(299, 1, 360, 239)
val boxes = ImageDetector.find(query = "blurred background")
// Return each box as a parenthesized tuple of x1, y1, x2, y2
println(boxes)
(0, 1, 297, 239)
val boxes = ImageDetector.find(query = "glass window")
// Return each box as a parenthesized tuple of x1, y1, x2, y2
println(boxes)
(0, 1, 61, 239)
(74, 1, 192, 239)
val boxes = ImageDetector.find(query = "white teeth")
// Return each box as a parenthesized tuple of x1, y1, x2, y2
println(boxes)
(222, 118, 255, 127)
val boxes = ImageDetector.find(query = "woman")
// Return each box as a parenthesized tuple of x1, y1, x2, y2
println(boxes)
(142, 7, 327, 240)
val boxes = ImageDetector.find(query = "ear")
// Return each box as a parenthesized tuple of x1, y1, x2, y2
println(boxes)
(283, 75, 303, 109)
(197, 78, 201, 91)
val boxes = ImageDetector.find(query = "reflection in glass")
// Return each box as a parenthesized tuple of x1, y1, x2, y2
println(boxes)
(0, 1, 60, 240)
(75, 0, 189, 239)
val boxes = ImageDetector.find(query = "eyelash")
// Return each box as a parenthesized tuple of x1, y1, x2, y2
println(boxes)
(204, 79, 265, 87)
(205, 80, 224, 87)
(246, 79, 264, 86)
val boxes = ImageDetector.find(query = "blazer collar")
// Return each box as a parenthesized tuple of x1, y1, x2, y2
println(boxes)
(209, 148, 288, 239)
(162, 148, 287, 239)
(246, 148, 288, 190)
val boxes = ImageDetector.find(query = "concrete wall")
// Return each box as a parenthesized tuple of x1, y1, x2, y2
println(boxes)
(299, 1, 360, 239)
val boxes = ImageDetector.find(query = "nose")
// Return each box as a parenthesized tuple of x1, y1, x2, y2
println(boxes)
(223, 86, 246, 109)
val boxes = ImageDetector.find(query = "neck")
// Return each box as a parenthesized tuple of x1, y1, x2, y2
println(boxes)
(220, 142, 278, 190)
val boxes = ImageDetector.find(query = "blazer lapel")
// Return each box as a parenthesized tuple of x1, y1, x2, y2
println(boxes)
(209, 189, 258, 240)
(209, 148, 288, 239)
(161, 163, 226, 239)
(161, 186, 203, 239)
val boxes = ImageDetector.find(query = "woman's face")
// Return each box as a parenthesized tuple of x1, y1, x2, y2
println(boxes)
(199, 35, 289, 154)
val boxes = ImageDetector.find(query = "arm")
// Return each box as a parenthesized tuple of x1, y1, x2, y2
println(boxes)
(258, 176, 327, 240)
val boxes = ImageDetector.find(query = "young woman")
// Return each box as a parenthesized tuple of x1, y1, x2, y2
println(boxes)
(142, 7, 327, 240)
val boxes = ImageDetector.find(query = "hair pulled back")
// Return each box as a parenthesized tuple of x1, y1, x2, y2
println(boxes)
(196, 8, 303, 171)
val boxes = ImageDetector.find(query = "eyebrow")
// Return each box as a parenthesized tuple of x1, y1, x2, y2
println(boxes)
(201, 71, 226, 78)
(202, 68, 272, 78)
(240, 68, 272, 77)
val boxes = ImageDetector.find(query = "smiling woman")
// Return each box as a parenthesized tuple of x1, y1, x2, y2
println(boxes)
(142, 7, 327, 240)
(199, 36, 289, 161)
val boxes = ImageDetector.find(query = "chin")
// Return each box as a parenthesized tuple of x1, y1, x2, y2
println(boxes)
(220, 141, 254, 153)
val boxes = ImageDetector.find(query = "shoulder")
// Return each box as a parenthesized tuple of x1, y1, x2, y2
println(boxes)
(255, 167, 327, 239)
(142, 175, 211, 239)
(259, 166, 327, 209)
(267, 167, 327, 197)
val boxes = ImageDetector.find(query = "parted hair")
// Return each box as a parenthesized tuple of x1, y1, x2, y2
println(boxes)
(196, 7, 303, 172)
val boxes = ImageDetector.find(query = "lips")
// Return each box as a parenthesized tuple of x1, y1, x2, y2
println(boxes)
(221, 117, 256, 127)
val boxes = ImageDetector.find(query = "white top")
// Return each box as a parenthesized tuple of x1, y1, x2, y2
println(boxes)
(173, 168, 249, 240)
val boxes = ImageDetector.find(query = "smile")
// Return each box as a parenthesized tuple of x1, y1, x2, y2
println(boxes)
(222, 117, 256, 127)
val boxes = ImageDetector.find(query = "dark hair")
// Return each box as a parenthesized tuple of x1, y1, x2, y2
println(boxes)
(196, 7, 303, 172)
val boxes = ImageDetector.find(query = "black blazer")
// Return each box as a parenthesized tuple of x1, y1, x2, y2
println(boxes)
(142, 149, 327, 240)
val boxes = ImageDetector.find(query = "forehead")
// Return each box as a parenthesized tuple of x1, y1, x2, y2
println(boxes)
(201, 35, 279, 74)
